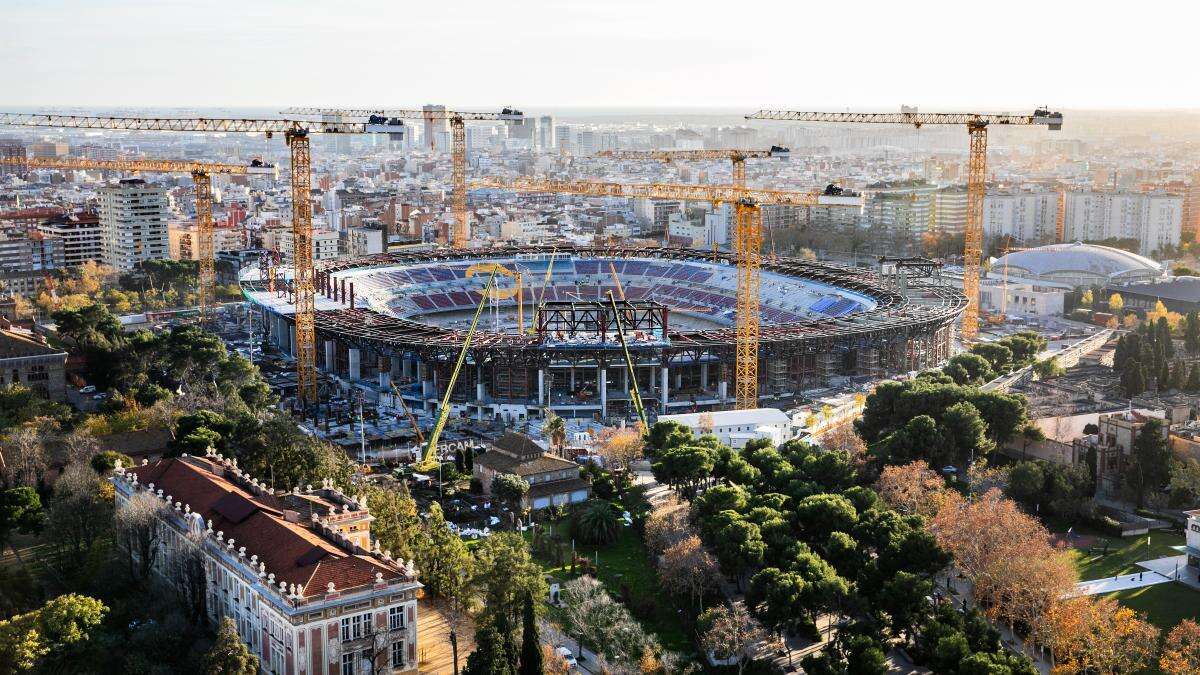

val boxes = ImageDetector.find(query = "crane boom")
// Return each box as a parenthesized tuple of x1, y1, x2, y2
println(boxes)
(388, 381, 425, 445)
(0, 113, 368, 134)
(746, 107, 1062, 341)
(597, 147, 790, 188)
(471, 176, 853, 207)
(280, 107, 524, 122)
(746, 110, 1063, 128)
(607, 291, 648, 432)
(418, 271, 497, 471)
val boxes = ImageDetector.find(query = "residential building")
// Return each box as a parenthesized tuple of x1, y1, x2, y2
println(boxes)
(1063, 190, 1183, 256)
(862, 181, 939, 236)
(978, 278, 1065, 317)
(633, 199, 681, 233)
(114, 452, 422, 675)
(0, 327, 67, 400)
(983, 189, 1060, 244)
(538, 116, 555, 151)
(422, 104, 448, 152)
(276, 228, 340, 263)
(1073, 410, 1170, 494)
(27, 141, 68, 158)
(37, 210, 103, 266)
(473, 433, 590, 510)
(342, 226, 384, 256)
(554, 125, 573, 153)
(932, 187, 969, 235)
(658, 408, 794, 448)
(0, 230, 63, 273)
(99, 179, 170, 272)
(169, 223, 247, 261)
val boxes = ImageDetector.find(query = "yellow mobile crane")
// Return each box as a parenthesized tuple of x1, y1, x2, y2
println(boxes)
(0, 155, 276, 322)
(0, 112, 404, 405)
(281, 107, 523, 248)
(598, 147, 790, 187)
(746, 108, 1062, 341)
(472, 176, 860, 410)
(417, 271, 497, 472)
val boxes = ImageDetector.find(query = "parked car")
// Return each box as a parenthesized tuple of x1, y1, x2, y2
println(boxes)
(555, 646, 577, 668)
(79, 385, 96, 394)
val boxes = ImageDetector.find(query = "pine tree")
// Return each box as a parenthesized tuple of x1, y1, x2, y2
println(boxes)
(1159, 361, 1173, 391)
(1188, 365, 1200, 393)
(1122, 360, 1147, 398)
(1186, 312, 1200, 355)
(1159, 317, 1175, 358)
(204, 617, 260, 675)
(518, 593, 544, 675)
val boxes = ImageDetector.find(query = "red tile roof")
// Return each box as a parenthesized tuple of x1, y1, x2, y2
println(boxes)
(127, 457, 406, 598)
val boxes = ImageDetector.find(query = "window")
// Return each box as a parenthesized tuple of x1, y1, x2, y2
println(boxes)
(389, 605, 406, 631)
(392, 640, 407, 668)
(341, 612, 368, 642)
(341, 652, 356, 675)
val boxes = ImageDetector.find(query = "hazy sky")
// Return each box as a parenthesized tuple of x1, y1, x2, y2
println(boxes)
(2, 0, 1195, 111)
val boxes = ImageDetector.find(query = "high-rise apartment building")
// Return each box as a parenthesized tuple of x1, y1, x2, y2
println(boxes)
(931, 187, 968, 235)
(1063, 190, 1182, 256)
(554, 125, 573, 153)
(0, 231, 63, 273)
(99, 179, 170, 272)
(538, 115, 555, 150)
(1183, 171, 1200, 239)
(982, 189, 1060, 245)
(27, 141, 69, 158)
(862, 182, 938, 236)
(38, 210, 103, 267)
(422, 104, 448, 152)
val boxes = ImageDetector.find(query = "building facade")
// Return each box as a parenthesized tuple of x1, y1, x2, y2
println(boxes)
(99, 179, 170, 272)
(114, 452, 422, 675)
(0, 328, 67, 400)
(1063, 191, 1183, 256)
(37, 210, 103, 267)
(982, 189, 1059, 244)
(473, 433, 591, 510)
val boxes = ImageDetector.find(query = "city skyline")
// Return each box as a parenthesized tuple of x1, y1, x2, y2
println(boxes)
(2, 0, 1197, 110)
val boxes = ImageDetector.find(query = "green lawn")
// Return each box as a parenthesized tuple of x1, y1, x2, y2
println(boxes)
(1068, 530, 1185, 581)
(525, 522, 694, 656)
(1103, 582, 1200, 631)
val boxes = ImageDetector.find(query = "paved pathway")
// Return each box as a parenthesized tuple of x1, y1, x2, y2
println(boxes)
(1071, 554, 1187, 597)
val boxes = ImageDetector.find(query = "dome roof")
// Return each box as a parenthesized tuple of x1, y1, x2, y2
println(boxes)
(992, 242, 1162, 279)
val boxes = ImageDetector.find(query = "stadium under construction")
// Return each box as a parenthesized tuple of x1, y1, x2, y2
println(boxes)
(241, 245, 965, 421)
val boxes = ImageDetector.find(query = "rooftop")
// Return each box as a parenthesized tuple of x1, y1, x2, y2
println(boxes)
(992, 242, 1163, 279)
(660, 407, 791, 428)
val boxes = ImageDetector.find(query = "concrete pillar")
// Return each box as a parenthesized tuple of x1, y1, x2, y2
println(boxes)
(718, 380, 728, 401)
(324, 340, 337, 373)
(599, 367, 607, 418)
(538, 368, 545, 407)
(701, 362, 710, 390)
(402, 358, 412, 379)
(476, 366, 486, 422)
(623, 368, 629, 393)
(288, 325, 296, 356)
(379, 370, 391, 389)
(674, 371, 682, 389)
(569, 367, 576, 391)
(348, 348, 362, 381)
(391, 356, 402, 378)
(660, 366, 669, 407)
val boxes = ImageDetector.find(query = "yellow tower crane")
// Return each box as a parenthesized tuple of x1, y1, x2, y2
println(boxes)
(0, 155, 276, 322)
(0, 112, 401, 406)
(471, 176, 861, 409)
(281, 107, 524, 248)
(597, 147, 790, 187)
(746, 108, 1062, 341)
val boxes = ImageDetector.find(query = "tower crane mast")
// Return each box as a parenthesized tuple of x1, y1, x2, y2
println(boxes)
(746, 108, 1062, 341)
(0, 155, 276, 323)
(281, 107, 524, 248)
(0, 112, 394, 406)
(474, 176, 859, 409)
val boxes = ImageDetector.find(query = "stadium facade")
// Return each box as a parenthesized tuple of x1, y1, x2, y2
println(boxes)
(241, 246, 964, 421)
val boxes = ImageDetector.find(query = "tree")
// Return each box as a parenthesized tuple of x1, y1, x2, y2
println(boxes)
(1126, 418, 1171, 508)
(1006, 461, 1044, 507)
(542, 411, 566, 457)
(941, 401, 994, 467)
(1189, 364, 1200, 393)
(518, 593, 543, 675)
(657, 534, 720, 610)
(46, 464, 111, 580)
(474, 533, 547, 625)
(1038, 595, 1158, 675)
(492, 473, 531, 519)
(1121, 359, 1148, 397)
(569, 499, 621, 545)
(1108, 292, 1124, 313)
(0, 385, 73, 434)
(0, 593, 107, 672)
(876, 571, 932, 643)
(0, 487, 44, 569)
(593, 426, 644, 475)
(463, 615, 517, 675)
(203, 616, 260, 675)
(114, 491, 166, 581)
(1032, 357, 1065, 380)
(819, 424, 869, 469)
(793, 493, 858, 545)
(712, 515, 766, 589)
(875, 462, 950, 518)
(943, 353, 996, 386)
(698, 604, 764, 675)
(876, 415, 944, 466)
(1185, 311, 1200, 356)
(558, 576, 654, 666)
(1080, 288, 1093, 307)
(90, 450, 134, 475)
(1162, 619, 1200, 675)
(413, 503, 473, 600)
(367, 484, 420, 562)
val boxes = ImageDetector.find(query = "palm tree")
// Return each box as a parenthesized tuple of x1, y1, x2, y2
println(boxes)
(543, 410, 567, 457)
(569, 499, 621, 545)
